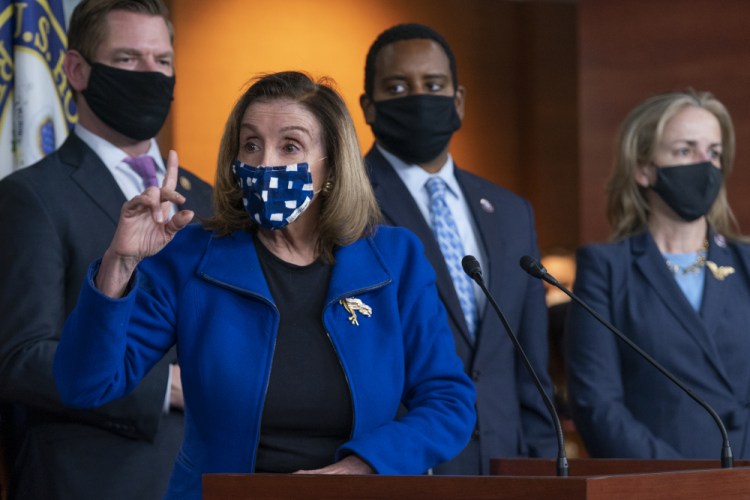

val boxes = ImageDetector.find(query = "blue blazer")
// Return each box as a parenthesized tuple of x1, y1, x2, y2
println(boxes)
(566, 230, 750, 459)
(365, 147, 556, 474)
(54, 224, 476, 500)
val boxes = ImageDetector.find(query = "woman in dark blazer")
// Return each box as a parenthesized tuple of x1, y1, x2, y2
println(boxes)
(566, 89, 750, 459)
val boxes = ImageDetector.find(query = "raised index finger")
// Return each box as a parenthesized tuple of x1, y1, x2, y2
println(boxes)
(163, 149, 179, 191)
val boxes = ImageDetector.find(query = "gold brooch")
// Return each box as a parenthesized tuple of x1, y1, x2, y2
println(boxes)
(340, 297, 372, 326)
(706, 261, 735, 281)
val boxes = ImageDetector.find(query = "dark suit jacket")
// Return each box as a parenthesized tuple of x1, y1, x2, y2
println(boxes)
(566, 230, 750, 459)
(365, 146, 556, 474)
(0, 134, 213, 500)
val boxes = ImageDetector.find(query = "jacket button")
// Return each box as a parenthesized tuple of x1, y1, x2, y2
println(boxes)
(471, 370, 481, 382)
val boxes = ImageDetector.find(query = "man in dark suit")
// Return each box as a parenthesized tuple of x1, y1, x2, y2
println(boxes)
(0, 1, 212, 499)
(360, 23, 557, 474)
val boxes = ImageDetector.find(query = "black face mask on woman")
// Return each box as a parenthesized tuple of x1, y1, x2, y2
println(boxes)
(82, 62, 175, 141)
(371, 94, 461, 165)
(651, 161, 723, 222)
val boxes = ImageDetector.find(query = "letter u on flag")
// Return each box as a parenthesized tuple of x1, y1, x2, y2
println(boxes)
(0, 0, 77, 180)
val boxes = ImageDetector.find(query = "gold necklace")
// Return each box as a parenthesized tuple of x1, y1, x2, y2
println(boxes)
(664, 239, 709, 275)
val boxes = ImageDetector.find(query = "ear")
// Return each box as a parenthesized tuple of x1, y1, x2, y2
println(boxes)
(360, 93, 376, 125)
(63, 50, 90, 93)
(454, 84, 466, 121)
(634, 163, 653, 188)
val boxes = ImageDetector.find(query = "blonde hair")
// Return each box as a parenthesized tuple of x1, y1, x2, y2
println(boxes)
(607, 89, 744, 241)
(204, 71, 381, 263)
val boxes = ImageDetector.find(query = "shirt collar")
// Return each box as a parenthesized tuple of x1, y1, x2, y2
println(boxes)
(74, 124, 166, 174)
(376, 144, 460, 198)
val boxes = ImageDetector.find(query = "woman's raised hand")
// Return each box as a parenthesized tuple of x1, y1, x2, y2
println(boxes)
(96, 150, 194, 298)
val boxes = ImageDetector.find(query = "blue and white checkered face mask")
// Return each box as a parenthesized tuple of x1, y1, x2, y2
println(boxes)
(233, 160, 315, 229)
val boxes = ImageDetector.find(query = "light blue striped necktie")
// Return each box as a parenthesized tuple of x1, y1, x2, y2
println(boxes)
(425, 177, 477, 339)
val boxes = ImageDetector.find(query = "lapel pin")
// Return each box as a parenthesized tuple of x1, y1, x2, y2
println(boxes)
(706, 260, 735, 281)
(479, 198, 494, 213)
(179, 176, 192, 191)
(713, 233, 727, 248)
(340, 297, 372, 326)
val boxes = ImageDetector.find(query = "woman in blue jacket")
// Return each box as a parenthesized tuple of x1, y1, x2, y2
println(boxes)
(566, 89, 750, 459)
(54, 71, 476, 499)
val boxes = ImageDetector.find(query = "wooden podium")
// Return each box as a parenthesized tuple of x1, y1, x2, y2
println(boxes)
(203, 459, 750, 499)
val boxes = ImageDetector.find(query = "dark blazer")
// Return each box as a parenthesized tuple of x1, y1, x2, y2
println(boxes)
(365, 146, 556, 474)
(0, 134, 213, 500)
(566, 230, 750, 459)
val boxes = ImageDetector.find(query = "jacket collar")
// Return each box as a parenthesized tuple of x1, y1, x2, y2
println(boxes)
(700, 230, 735, 338)
(454, 168, 505, 297)
(63, 134, 127, 225)
(366, 147, 437, 240)
(63, 133, 198, 218)
(197, 229, 391, 305)
(632, 229, 733, 389)
(366, 146, 473, 343)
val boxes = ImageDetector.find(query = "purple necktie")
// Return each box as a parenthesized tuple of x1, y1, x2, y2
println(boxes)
(124, 155, 159, 189)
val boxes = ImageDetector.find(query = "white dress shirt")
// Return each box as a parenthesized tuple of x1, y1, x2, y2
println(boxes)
(377, 145, 488, 315)
(74, 124, 167, 199)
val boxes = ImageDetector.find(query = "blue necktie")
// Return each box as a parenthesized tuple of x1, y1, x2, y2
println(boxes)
(425, 177, 477, 339)
(124, 155, 159, 189)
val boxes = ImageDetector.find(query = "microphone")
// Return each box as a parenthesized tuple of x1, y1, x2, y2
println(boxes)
(519, 255, 734, 468)
(461, 255, 569, 477)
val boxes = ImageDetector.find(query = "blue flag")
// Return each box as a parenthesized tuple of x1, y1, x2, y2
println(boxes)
(0, 0, 77, 178)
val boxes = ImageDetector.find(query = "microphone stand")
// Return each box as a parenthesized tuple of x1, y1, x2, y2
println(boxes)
(462, 256, 569, 477)
(519, 255, 734, 469)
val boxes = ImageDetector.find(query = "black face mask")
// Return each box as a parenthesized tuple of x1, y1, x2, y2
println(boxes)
(371, 94, 461, 165)
(82, 63, 175, 141)
(652, 161, 723, 222)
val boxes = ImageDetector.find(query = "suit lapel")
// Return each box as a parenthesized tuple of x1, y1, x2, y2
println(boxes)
(632, 231, 732, 389)
(366, 148, 433, 234)
(174, 170, 203, 212)
(455, 169, 503, 295)
(700, 231, 733, 338)
(365, 147, 473, 344)
(64, 135, 208, 223)
(454, 168, 501, 350)
(699, 232, 750, 399)
(198, 230, 272, 301)
(63, 135, 126, 225)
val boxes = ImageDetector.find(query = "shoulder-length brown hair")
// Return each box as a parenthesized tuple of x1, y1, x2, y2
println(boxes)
(607, 89, 745, 241)
(203, 71, 381, 263)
